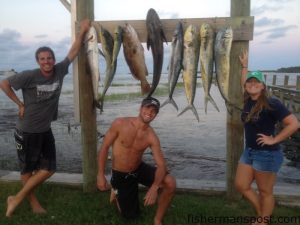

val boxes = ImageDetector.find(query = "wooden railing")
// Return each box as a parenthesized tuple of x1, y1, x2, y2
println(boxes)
(266, 75, 300, 119)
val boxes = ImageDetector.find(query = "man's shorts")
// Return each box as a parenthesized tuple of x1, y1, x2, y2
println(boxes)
(239, 147, 283, 173)
(14, 128, 56, 174)
(110, 162, 156, 219)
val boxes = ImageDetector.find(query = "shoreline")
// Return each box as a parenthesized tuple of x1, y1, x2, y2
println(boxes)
(0, 75, 300, 184)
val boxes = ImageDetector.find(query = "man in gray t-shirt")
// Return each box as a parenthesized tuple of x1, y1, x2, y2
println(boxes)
(7, 57, 70, 133)
(0, 19, 91, 218)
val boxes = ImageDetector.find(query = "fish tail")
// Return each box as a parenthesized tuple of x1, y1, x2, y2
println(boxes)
(147, 88, 155, 98)
(177, 104, 199, 122)
(205, 94, 220, 113)
(94, 99, 101, 110)
(100, 97, 104, 113)
(141, 80, 151, 95)
(160, 97, 179, 111)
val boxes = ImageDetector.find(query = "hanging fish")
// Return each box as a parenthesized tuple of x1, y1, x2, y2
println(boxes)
(99, 26, 123, 113)
(178, 25, 200, 122)
(199, 23, 219, 113)
(123, 23, 151, 95)
(214, 26, 233, 109)
(84, 26, 101, 108)
(161, 22, 184, 111)
(146, 8, 167, 97)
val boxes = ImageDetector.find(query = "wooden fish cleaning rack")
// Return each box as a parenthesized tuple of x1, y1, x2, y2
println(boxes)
(62, 0, 254, 198)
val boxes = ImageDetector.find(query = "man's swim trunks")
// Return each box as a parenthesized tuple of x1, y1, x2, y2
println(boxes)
(110, 162, 156, 219)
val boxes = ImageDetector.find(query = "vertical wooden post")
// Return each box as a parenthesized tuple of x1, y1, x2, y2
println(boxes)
(284, 75, 289, 87)
(226, 0, 251, 199)
(272, 75, 277, 86)
(296, 76, 300, 90)
(71, 0, 97, 192)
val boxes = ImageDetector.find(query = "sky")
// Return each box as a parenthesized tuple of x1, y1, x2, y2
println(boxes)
(0, 0, 299, 72)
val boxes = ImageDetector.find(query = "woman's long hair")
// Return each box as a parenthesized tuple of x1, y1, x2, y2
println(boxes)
(243, 84, 272, 123)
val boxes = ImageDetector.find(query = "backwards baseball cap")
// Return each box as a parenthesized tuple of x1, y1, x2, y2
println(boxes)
(141, 96, 160, 112)
(246, 71, 265, 84)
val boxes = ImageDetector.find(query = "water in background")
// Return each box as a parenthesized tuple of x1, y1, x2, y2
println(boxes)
(0, 71, 299, 184)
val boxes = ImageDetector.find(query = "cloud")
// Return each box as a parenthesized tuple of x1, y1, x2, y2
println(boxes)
(35, 34, 48, 39)
(252, 4, 282, 16)
(252, 0, 296, 16)
(254, 25, 298, 44)
(0, 28, 71, 71)
(0, 29, 22, 51)
(0, 29, 34, 71)
(265, 0, 295, 3)
(255, 17, 284, 27)
(265, 25, 298, 38)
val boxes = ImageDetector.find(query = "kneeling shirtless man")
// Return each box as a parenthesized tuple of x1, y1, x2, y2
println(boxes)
(97, 97, 176, 225)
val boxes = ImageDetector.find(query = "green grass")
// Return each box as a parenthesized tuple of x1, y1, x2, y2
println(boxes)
(1, 182, 299, 225)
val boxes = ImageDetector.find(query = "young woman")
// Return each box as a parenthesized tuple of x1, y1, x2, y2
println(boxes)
(235, 51, 299, 225)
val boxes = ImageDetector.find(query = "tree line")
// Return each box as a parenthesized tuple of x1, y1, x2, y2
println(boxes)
(262, 66, 300, 73)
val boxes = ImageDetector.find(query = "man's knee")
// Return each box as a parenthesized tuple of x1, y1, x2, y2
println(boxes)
(162, 175, 176, 193)
(38, 169, 55, 179)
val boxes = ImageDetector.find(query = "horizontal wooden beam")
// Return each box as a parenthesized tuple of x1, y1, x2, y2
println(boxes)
(59, 0, 71, 12)
(92, 16, 254, 42)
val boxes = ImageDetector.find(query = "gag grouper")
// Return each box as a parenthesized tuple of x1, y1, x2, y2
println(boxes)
(146, 8, 167, 97)
(161, 22, 184, 111)
(84, 26, 100, 108)
(178, 25, 200, 122)
(214, 27, 233, 109)
(122, 23, 150, 95)
(199, 23, 219, 113)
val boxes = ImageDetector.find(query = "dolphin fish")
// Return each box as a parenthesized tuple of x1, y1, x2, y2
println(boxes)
(161, 22, 184, 111)
(200, 23, 219, 113)
(178, 25, 200, 122)
(214, 27, 233, 110)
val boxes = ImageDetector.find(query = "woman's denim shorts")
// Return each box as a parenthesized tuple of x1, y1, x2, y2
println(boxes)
(239, 147, 283, 173)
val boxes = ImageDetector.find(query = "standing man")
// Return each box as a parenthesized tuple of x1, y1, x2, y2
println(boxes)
(97, 96, 176, 225)
(0, 19, 91, 217)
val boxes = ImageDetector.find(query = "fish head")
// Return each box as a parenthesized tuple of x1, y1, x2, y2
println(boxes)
(99, 26, 111, 43)
(200, 23, 213, 39)
(122, 23, 137, 44)
(173, 22, 183, 39)
(215, 27, 233, 54)
(84, 26, 97, 43)
(223, 27, 233, 39)
(114, 26, 123, 37)
(84, 26, 98, 53)
(184, 25, 199, 46)
(221, 27, 233, 50)
(123, 23, 134, 36)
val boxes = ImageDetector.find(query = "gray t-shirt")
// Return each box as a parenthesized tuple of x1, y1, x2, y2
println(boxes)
(7, 58, 70, 133)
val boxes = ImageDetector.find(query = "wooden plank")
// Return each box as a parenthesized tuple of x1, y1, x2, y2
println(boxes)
(92, 16, 254, 42)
